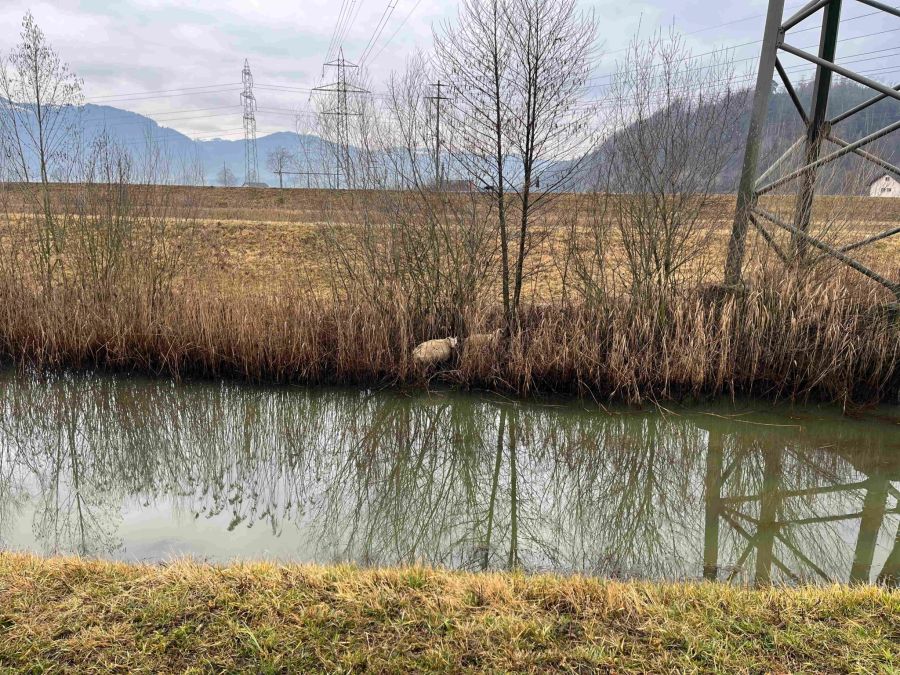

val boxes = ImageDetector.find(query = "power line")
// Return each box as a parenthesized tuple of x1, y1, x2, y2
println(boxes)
(85, 83, 242, 100)
(359, 0, 398, 66)
(573, 63, 900, 109)
(81, 109, 243, 131)
(328, 0, 366, 63)
(85, 88, 239, 104)
(326, 0, 353, 64)
(58, 0, 900, 148)
(365, 0, 424, 67)
(586, 24, 900, 86)
(586, 42, 900, 92)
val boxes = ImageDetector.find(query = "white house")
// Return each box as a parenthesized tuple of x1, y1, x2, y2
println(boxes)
(869, 174, 900, 197)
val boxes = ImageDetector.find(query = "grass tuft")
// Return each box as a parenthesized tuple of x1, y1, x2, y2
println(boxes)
(0, 553, 897, 672)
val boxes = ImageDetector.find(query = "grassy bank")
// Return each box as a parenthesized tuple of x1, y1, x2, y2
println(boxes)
(0, 554, 897, 673)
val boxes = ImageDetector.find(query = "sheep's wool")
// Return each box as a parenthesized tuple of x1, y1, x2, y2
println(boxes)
(464, 330, 501, 354)
(412, 337, 457, 366)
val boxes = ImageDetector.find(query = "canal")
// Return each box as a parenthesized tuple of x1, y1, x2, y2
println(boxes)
(0, 371, 897, 585)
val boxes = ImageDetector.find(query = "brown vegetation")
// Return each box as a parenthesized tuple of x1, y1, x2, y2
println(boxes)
(1, 185, 898, 406)
(1, 250, 896, 403)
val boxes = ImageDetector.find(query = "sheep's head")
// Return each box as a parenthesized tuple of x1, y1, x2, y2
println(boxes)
(448, 337, 459, 349)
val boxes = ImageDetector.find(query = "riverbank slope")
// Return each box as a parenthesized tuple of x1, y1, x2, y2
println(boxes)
(2, 185, 898, 404)
(0, 554, 897, 672)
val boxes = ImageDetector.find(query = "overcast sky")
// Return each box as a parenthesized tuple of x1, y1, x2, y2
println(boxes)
(0, 0, 895, 139)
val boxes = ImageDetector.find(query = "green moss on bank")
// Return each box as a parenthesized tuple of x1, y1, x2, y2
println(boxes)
(0, 554, 897, 673)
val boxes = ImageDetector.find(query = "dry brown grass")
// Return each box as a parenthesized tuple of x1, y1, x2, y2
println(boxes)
(3, 185, 899, 297)
(0, 270, 896, 403)
(0, 553, 897, 673)
(0, 184, 897, 404)
(109, 191, 900, 298)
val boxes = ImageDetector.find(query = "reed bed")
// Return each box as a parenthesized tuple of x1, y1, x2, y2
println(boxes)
(1, 270, 896, 404)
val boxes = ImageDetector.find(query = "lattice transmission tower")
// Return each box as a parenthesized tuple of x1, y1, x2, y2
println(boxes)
(241, 59, 259, 186)
(724, 0, 900, 300)
(313, 50, 369, 188)
(425, 80, 451, 188)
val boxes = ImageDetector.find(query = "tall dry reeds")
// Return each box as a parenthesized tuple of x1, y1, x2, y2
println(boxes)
(1, 266, 896, 404)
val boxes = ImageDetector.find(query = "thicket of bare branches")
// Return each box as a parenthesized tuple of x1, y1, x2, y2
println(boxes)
(434, 0, 597, 328)
(311, 54, 498, 338)
(0, 13, 199, 306)
(582, 31, 745, 299)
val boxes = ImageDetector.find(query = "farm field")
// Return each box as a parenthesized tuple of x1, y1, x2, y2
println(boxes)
(3, 184, 898, 297)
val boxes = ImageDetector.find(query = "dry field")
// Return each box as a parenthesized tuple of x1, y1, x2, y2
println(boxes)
(3, 184, 899, 298)
(8, 184, 900, 302)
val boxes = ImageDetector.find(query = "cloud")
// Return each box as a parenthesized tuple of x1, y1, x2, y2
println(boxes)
(0, 0, 896, 136)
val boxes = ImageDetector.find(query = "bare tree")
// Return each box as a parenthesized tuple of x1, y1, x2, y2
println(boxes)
(217, 163, 237, 187)
(435, 0, 596, 330)
(600, 31, 744, 298)
(0, 12, 83, 184)
(502, 0, 596, 315)
(266, 146, 296, 189)
(435, 0, 515, 326)
(0, 11, 83, 291)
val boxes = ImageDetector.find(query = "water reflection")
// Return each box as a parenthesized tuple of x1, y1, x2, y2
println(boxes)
(0, 371, 897, 585)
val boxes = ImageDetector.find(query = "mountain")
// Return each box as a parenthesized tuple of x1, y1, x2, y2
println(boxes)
(0, 100, 338, 187)
(717, 80, 899, 193)
(4, 79, 896, 192)
(584, 80, 900, 194)
(78, 104, 340, 186)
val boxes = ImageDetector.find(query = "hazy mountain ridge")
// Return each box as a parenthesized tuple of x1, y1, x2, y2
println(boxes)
(4, 79, 897, 191)
(585, 80, 899, 194)
(0, 99, 337, 186)
(79, 104, 339, 186)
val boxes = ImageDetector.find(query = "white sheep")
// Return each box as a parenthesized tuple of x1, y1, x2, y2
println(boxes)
(412, 336, 458, 367)
(464, 329, 502, 355)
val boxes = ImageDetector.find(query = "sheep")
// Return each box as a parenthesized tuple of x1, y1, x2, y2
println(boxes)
(463, 329, 502, 356)
(412, 336, 458, 367)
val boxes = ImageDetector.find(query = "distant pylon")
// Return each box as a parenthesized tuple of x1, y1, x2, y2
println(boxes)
(313, 49, 369, 188)
(425, 81, 451, 188)
(241, 59, 259, 185)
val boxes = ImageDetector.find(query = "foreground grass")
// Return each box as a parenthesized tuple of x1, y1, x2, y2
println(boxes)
(0, 554, 897, 673)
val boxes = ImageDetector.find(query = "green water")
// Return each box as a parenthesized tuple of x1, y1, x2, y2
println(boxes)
(0, 371, 897, 585)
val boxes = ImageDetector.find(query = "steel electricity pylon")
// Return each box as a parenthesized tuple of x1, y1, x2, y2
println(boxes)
(313, 50, 369, 188)
(724, 0, 900, 300)
(425, 80, 451, 188)
(241, 59, 260, 186)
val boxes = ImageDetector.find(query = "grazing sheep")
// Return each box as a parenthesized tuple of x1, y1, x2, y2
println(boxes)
(412, 336, 458, 367)
(464, 329, 502, 355)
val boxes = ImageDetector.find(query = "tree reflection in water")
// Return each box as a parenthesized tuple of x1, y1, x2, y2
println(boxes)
(0, 371, 897, 586)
